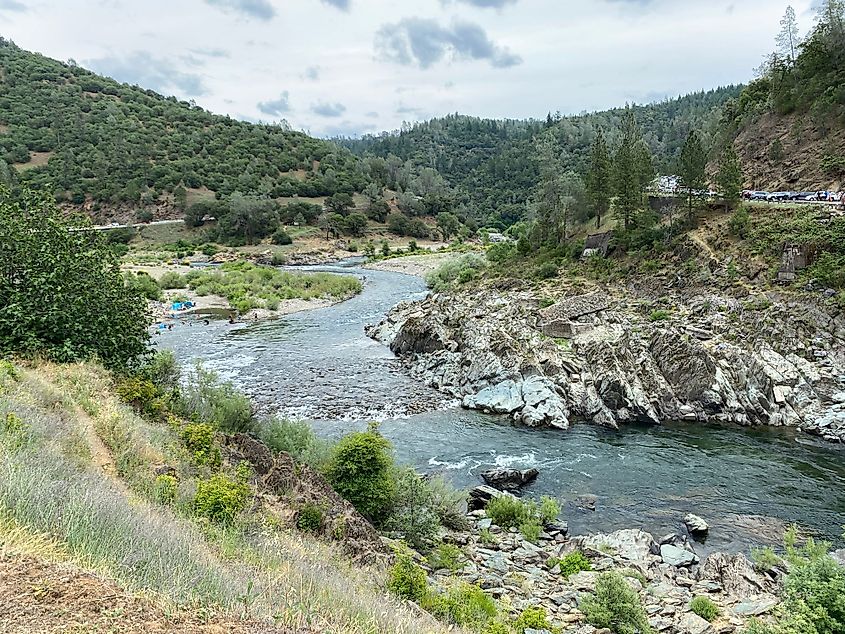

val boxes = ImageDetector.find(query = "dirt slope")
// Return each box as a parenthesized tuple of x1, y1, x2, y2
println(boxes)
(734, 111, 844, 191)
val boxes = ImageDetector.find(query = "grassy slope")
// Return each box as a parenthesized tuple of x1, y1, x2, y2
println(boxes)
(0, 361, 452, 634)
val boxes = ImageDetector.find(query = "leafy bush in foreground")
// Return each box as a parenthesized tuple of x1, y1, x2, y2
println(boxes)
(326, 425, 396, 525)
(0, 186, 149, 368)
(194, 472, 251, 523)
(580, 572, 653, 634)
(386, 553, 428, 601)
(177, 365, 254, 433)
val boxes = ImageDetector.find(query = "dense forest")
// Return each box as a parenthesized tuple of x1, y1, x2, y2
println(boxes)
(0, 38, 367, 210)
(339, 87, 742, 227)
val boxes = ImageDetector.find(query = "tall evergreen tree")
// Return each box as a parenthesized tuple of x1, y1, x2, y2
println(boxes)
(534, 137, 565, 245)
(716, 144, 743, 211)
(678, 130, 707, 220)
(613, 109, 654, 229)
(586, 129, 612, 229)
(777, 5, 801, 63)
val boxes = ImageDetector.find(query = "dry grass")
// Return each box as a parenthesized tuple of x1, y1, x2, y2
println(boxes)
(13, 151, 54, 171)
(0, 361, 454, 634)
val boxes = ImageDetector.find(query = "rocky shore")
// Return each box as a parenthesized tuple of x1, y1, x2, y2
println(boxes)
(366, 283, 845, 442)
(431, 497, 784, 634)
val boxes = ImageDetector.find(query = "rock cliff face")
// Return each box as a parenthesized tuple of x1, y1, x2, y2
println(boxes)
(366, 286, 845, 441)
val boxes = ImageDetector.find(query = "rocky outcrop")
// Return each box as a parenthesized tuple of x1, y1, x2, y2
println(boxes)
(481, 467, 539, 491)
(367, 286, 845, 440)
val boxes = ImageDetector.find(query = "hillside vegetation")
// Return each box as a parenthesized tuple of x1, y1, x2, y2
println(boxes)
(0, 38, 366, 214)
(340, 87, 741, 227)
(724, 1, 845, 190)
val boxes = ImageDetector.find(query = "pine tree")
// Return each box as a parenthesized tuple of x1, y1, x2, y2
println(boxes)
(716, 144, 743, 212)
(777, 6, 801, 64)
(613, 109, 653, 229)
(534, 136, 565, 245)
(678, 130, 707, 220)
(586, 129, 612, 229)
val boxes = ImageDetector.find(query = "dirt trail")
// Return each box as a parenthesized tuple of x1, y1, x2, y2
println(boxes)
(0, 553, 291, 634)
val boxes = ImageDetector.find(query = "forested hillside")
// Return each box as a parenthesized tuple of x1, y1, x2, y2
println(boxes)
(0, 39, 366, 213)
(722, 1, 845, 190)
(340, 87, 741, 227)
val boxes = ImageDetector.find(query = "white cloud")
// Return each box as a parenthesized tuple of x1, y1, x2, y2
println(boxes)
(0, 0, 814, 137)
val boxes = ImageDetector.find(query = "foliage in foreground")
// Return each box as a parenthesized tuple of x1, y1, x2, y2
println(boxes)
(0, 185, 149, 368)
(485, 494, 560, 542)
(746, 527, 845, 634)
(580, 572, 653, 634)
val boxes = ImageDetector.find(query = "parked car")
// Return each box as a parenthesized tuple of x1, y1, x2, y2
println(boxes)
(766, 192, 791, 202)
(750, 191, 769, 200)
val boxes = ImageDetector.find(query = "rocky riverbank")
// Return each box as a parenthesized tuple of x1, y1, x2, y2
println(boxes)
(366, 282, 845, 442)
(429, 496, 785, 634)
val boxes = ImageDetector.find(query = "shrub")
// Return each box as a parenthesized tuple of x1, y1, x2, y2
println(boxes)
(1, 412, 31, 451)
(514, 606, 551, 634)
(138, 350, 179, 392)
(153, 474, 178, 504)
(386, 553, 428, 601)
(115, 376, 168, 418)
(728, 206, 750, 238)
(194, 472, 250, 523)
(534, 261, 559, 280)
(751, 546, 783, 572)
(550, 550, 592, 578)
(580, 572, 653, 634)
(479, 528, 495, 545)
(384, 468, 441, 550)
(649, 309, 670, 322)
(258, 418, 316, 461)
(689, 596, 720, 622)
(271, 228, 293, 245)
(295, 502, 324, 533)
(485, 495, 531, 529)
(325, 426, 396, 525)
(423, 582, 498, 628)
(538, 495, 560, 524)
(520, 517, 541, 543)
(425, 254, 487, 293)
(428, 543, 464, 572)
(124, 271, 162, 301)
(179, 422, 220, 468)
(159, 271, 187, 289)
(177, 365, 254, 433)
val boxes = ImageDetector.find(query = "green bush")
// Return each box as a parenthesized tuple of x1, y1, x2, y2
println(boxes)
(538, 495, 560, 524)
(549, 550, 592, 578)
(751, 546, 783, 572)
(295, 502, 324, 533)
(514, 606, 551, 634)
(649, 309, 670, 322)
(159, 271, 187, 289)
(123, 271, 162, 301)
(326, 425, 396, 525)
(386, 553, 428, 601)
(1, 412, 31, 451)
(520, 517, 541, 543)
(138, 350, 179, 392)
(534, 261, 559, 280)
(179, 422, 220, 468)
(423, 582, 498, 628)
(580, 572, 653, 634)
(115, 376, 168, 418)
(728, 206, 750, 238)
(271, 228, 293, 245)
(485, 495, 531, 529)
(193, 472, 250, 523)
(689, 596, 720, 622)
(425, 254, 487, 293)
(428, 543, 464, 572)
(153, 474, 178, 504)
(177, 365, 254, 433)
(258, 418, 317, 461)
(384, 468, 441, 550)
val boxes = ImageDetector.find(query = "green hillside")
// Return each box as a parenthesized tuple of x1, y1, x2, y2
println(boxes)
(340, 87, 741, 226)
(0, 38, 366, 212)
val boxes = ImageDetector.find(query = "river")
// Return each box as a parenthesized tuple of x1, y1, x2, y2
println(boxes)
(156, 261, 845, 553)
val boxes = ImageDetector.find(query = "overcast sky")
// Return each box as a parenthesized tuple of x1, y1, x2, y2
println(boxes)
(0, 0, 817, 137)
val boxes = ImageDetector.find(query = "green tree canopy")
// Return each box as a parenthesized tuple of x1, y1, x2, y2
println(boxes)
(678, 130, 708, 219)
(0, 185, 149, 368)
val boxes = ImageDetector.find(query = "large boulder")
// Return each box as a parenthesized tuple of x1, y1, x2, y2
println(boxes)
(481, 467, 539, 491)
(697, 552, 769, 598)
(468, 484, 517, 511)
(684, 513, 710, 538)
(660, 543, 699, 567)
(574, 529, 659, 564)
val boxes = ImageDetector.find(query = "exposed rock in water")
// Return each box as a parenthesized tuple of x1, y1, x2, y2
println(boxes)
(684, 513, 710, 539)
(468, 484, 517, 511)
(366, 286, 845, 441)
(481, 467, 539, 490)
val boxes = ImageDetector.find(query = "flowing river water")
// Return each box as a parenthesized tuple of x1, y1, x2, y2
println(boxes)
(157, 261, 845, 553)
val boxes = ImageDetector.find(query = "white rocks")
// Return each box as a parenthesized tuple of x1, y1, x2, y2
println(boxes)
(679, 612, 713, 634)
(683, 513, 709, 538)
(660, 544, 700, 567)
(575, 529, 658, 563)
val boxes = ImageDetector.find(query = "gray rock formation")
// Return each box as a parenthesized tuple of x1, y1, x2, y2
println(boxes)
(481, 467, 539, 490)
(367, 287, 845, 441)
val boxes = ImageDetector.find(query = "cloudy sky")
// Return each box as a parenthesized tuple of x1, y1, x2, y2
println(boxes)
(0, 0, 817, 137)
